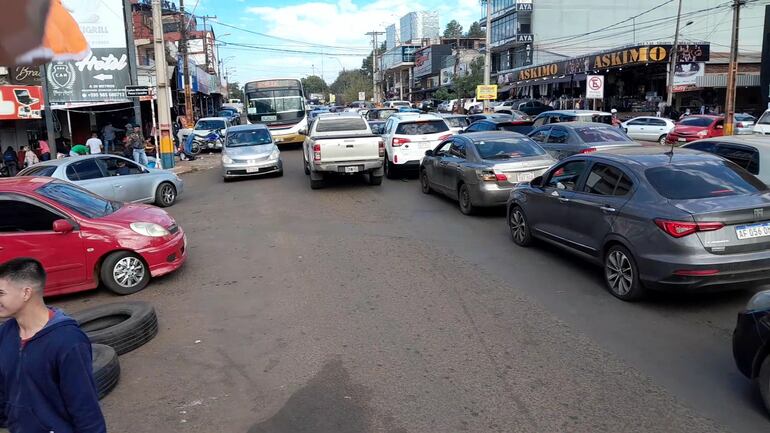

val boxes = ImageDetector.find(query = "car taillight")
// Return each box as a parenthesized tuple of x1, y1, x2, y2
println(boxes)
(313, 143, 321, 162)
(378, 140, 384, 157)
(737, 122, 745, 128)
(495, 173, 508, 181)
(438, 134, 453, 141)
(477, 169, 506, 182)
(654, 219, 724, 238)
(392, 137, 410, 147)
(579, 147, 597, 154)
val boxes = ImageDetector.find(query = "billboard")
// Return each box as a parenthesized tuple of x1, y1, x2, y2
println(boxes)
(0, 86, 44, 120)
(46, 0, 131, 103)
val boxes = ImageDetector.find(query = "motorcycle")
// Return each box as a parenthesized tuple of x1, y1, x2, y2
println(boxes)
(191, 129, 224, 154)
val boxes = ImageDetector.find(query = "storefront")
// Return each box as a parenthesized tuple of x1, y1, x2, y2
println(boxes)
(0, 84, 47, 153)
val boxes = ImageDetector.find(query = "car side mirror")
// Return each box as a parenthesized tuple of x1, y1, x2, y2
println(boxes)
(530, 175, 543, 187)
(715, 124, 724, 130)
(53, 219, 74, 234)
(299, 128, 308, 136)
(556, 181, 567, 190)
(425, 149, 434, 157)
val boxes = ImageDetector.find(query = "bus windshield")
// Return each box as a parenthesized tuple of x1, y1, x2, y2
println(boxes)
(245, 80, 306, 126)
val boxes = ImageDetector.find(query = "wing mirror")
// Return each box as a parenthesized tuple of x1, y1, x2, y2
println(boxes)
(530, 175, 543, 187)
(53, 219, 74, 234)
(715, 124, 724, 130)
(425, 149, 434, 157)
(299, 127, 308, 135)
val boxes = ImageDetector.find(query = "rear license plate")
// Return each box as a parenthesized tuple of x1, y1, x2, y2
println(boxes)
(736, 222, 770, 240)
(344, 166, 359, 173)
(517, 172, 535, 182)
(246, 167, 260, 173)
(677, 138, 686, 142)
(419, 141, 431, 149)
(262, 115, 277, 121)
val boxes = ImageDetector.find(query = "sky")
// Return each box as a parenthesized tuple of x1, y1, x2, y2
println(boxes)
(191, 0, 483, 85)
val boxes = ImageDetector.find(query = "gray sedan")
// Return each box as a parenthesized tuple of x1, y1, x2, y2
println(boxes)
(18, 155, 184, 207)
(420, 131, 556, 215)
(528, 122, 641, 160)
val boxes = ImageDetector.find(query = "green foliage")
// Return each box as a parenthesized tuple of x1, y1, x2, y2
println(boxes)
(433, 87, 454, 102)
(300, 75, 329, 95)
(452, 57, 485, 98)
(226, 82, 243, 101)
(361, 42, 387, 78)
(443, 20, 463, 38)
(466, 21, 485, 38)
(330, 70, 371, 104)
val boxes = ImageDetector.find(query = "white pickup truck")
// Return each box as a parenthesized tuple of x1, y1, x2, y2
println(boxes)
(301, 113, 385, 189)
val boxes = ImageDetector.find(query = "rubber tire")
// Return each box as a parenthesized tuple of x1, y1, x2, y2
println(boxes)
(72, 301, 159, 355)
(509, 206, 533, 246)
(100, 251, 150, 295)
(458, 183, 475, 215)
(92, 344, 120, 399)
(658, 135, 667, 145)
(276, 169, 284, 177)
(759, 355, 770, 414)
(303, 158, 310, 175)
(384, 156, 397, 179)
(420, 169, 431, 194)
(369, 173, 383, 186)
(604, 245, 645, 302)
(310, 177, 325, 190)
(154, 182, 177, 207)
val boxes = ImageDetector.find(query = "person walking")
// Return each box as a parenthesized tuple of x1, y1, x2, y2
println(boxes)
(85, 132, 103, 155)
(101, 122, 122, 153)
(69, 143, 90, 156)
(37, 139, 51, 161)
(0, 258, 107, 433)
(22, 145, 39, 168)
(128, 125, 148, 166)
(2, 146, 18, 176)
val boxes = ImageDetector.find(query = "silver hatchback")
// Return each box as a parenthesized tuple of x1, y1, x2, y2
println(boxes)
(221, 124, 283, 180)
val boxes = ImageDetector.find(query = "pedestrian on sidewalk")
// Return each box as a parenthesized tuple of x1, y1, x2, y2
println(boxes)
(101, 122, 122, 153)
(37, 139, 51, 161)
(2, 146, 18, 177)
(22, 145, 39, 168)
(128, 125, 148, 166)
(0, 258, 107, 433)
(86, 132, 103, 155)
(69, 144, 89, 156)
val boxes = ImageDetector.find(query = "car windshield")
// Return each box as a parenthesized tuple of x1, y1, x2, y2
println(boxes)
(195, 120, 226, 130)
(735, 114, 755, 122)
(499, 123, 534, 134)
(373, 110, 397, 120)
(36, 181, 119, 219)
(679, 117, 715, 127)
(475, 138, 547, 160)
(227, 129, 272, 147)
(645, 160, 767, 200)
(316, 117, 368, 132)
(18, 165, 57, 177)
(392, 102, 410, 107)
(218, 111, 234, 117)
(575, 126, 633, 143)
(758, 111, 770, 125)
(396, 120, 449, 135)
(444, 117, 469, 128)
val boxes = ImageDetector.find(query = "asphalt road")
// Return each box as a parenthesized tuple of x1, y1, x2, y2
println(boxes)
(55, 147, 768, 432)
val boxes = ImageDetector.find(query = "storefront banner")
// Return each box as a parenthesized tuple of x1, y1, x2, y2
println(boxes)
(10, 66, 43, 86)
(441, 67, 454, 86)
(413, 47, 432, 79)
(673, 62, 705, 86)
(46, 0, 130, 103)
(0, 86, 44, 120)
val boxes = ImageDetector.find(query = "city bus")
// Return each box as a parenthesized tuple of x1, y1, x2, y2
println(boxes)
(243, 78, 308, 145)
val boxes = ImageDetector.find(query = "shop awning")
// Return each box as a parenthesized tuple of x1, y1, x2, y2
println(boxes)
(696, 73, 760, 88)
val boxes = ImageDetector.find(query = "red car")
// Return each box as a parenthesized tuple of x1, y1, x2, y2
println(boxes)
(666, 115, 724, 144)
(0, 177, 187, 296)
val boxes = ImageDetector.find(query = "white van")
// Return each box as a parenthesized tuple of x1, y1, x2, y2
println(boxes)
(753, 109, 770, 136)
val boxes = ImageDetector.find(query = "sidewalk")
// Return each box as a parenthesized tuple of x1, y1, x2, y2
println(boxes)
(168, 153, 221, 175)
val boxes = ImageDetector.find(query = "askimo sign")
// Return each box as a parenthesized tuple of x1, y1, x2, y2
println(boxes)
(46, 0, 131, 103)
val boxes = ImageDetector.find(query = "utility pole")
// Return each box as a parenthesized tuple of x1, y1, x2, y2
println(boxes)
(483, 0, 492, 112)
(152, 0, 174, 168)
(666, 0, 683, 109)
(179, 0, 193, 128)
(724, 0, 746, 136)
(366, 31, 384, 103)
(124, 0, 142, 130)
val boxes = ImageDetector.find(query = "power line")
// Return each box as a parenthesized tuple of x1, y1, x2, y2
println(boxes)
(219, 41, 367, 57)
(211, 19, 371, 51)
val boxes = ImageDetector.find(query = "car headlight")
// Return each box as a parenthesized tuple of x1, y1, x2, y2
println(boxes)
(269, 149, 280, 160)
(130, 222, 170, 237)
(697, 130, 708, 137)
(746, 290, 770, 312)
(222, 154, 233, 164)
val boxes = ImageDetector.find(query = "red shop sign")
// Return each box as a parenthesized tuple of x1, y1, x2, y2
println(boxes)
(0, 86, 44, 120)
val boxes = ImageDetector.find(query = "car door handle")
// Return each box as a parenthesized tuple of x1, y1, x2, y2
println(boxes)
(113, 184, 123, 189)
(558, 197, 570, 203)
(600, 205, 616, 213)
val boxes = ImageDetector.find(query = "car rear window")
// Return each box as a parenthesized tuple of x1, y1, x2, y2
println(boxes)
(575, 126, 633, 144)
(475, 138, 547, 160)
(499, 123, 534, 134)
(758, 111, 770, 125)
(195, 120, 226, 130)
(372, 110, 397, 120)
(18, 165, 57, 177)
(444, 117, 469, 128)
(396, 120, 449, 135)
(315, 117, 368, 132)
(645, 160, 767, 200)
(227, 129, 272, 147)
(679, 117, 715, 127)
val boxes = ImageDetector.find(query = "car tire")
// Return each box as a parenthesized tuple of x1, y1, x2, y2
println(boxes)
(509, 206, 533, 246)
(368, 173, 383, 186)
(303, 158, 310, 175)
(100, 251, 151, 295)
(604, 244, 645, 301)
(73, 301, 159, 355)
(92, 344, 120, 399)
(310, 177, 325, 190)
(420, 168, 431, 194)
(759, 355, 770, 414)
(155, 182, 177, 207)
(384, 156, 397, 179)
(276, 168, 284, 177)
(658, 135, 667, 145)
(458, 183, 475, 215)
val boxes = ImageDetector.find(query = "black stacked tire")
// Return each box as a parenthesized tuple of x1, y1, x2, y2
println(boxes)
(73, 302, 158, 355)
(92, 344, 120, 399)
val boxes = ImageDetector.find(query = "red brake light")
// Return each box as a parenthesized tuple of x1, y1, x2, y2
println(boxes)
(378, 140, 384, 157)
(392, 137, 410, 147)
(313, 143, 321, 162)
(654, 219, 724, 238)
(495, 173, 508, 182)
(438, 134, 453, 141)
(579, 147, 597, 154)
(673, 269, 721, 276)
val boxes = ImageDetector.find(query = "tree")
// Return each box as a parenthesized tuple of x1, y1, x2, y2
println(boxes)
(301, 75, 328, 95)
(227, 82, 243, 101)
(361, 42, 386, 78)
(452, 57, 484, 99)
(443, 20, 463, 38)
(433, 87, 454, 102)
(330, 69, 371, 103)
(466, 21, 485, 38)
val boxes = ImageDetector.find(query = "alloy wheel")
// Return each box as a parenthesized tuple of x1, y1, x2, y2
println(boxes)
(161, 184, 175, 206)
(510, 210, 527, 244)
(113, 257, 146, 289)
(606, 250, 633, 296)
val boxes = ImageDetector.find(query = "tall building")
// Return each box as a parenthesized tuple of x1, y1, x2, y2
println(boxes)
(386, 23, 400, 50)
(399, 11, 440, 44)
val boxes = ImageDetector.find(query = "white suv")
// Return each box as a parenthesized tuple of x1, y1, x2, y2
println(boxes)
(381, 113, 452, 179)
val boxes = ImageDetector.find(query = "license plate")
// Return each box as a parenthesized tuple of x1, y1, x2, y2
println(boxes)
(677, 138, 686, 142)
(419, 141, 431, 149)
(274, 137, 284, 142)
(736, 222, 770, 240)
(246, 167, 260, 173)
(344, 166, 359, 173)
(517, 172, 535, 182)
(262, 115, 277, 121)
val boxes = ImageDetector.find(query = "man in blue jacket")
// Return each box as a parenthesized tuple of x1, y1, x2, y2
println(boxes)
(0, 258, 106, 433)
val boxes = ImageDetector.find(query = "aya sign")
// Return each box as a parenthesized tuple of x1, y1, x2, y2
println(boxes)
(586, 75, 604, 99)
